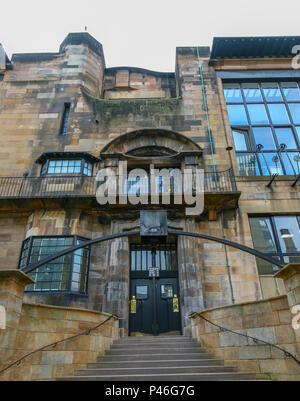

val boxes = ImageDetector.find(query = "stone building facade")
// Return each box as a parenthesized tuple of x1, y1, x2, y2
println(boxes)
(0, 33, 300, 335)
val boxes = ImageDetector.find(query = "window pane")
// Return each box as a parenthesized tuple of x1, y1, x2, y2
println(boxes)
(280, 152, 300, 175)
(274, 128, 297, 149)
(136, 285, 148, 299)
(249, 217, 277, 253)
(247, 104, 269, 125)
(223, 85, 243, 103)
(232, 130, 250, 151)
(255, 257, 281, 275)
(236, 153, 260, 176)
(262, 83, 283, 102)
(288, 103, 300, 124)
(283, 256, 300, 264)
(258, 153, 283, 175)
(227, 105, 248, 125)
(296, 127, 300, 143)
(274, 216, 300, 253)
(252, 127, 276, 150)
(282, 82, 300, 101)
(267, 104, 290, 125)
(242, 84, 263, 103)
(161, 284, 173, 298)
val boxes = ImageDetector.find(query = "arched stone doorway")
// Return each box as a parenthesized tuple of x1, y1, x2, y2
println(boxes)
(99, 128, 204, 335)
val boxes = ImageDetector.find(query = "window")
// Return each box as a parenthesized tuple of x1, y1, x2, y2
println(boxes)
(136, 285, 148, 299)
(41, 159, 94, 176)
(224, 82, 300, 176)
(249, 216, 300, 275)
(60, 103, 70, 135)
(19, 236, 90, 293)
(125, 167, 177, 195)
(130, 244, 177, 272)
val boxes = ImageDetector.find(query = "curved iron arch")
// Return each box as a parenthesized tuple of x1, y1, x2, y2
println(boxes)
(23, 230, 283, 275)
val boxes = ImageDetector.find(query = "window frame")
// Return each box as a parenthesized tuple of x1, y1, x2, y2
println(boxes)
(40, 157, 94, 177)
(224, 81, 300, 176)
(18, 235, 91, 294)
(249, 214, 300, 274)
(59, 103, 71, 136)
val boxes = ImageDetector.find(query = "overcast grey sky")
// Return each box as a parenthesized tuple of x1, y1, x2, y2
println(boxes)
(1, 0, 300, 71)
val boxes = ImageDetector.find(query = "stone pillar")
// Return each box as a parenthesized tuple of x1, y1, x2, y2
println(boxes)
(274, 264, 300, 355)
(0, 271, 34, 366)
(178, 219, 205, 332)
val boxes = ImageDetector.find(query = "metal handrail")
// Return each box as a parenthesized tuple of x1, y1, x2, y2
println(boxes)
(236, 145, 300, 181)
(0, 313, 118, 376)
(190, 312, 300, 366)
(0, 169, 238, 198)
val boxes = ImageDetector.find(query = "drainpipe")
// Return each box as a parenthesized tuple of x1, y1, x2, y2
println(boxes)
(222, 212, 235, 305)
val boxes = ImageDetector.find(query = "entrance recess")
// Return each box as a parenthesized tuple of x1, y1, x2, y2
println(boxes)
(129, 244, 181, 336)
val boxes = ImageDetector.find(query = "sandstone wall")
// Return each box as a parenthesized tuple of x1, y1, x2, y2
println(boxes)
(0, 270, 120, 381)
(190, 295, 300, 380)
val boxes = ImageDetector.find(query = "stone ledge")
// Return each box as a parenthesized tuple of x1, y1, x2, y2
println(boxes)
(22, 302, 119, 319)
(0, 270, 35, 286)
(274, 264, 300, 281)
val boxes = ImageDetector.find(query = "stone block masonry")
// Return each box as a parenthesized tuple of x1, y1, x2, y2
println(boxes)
(0, 270, 120, 381)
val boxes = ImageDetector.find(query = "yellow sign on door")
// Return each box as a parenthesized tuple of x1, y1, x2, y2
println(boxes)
(130, 296, 136, 314)
(173, 294, 179, 313)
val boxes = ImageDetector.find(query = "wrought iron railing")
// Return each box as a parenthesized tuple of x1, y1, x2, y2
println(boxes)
(0, 169, 237, 199)
(236, 145, 300, 181)
(190, 312, 300, 366)
(0, 314, 118, 376)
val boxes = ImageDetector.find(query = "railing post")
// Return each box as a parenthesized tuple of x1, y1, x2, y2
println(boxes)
(18, 172, 28, 196)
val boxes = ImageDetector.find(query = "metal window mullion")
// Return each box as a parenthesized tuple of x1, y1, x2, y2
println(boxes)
(270, 216, 282, 254)
(279, 82, 300, 147)
(84, 241, 91, 295)
(241, 87, 265, 176)
(68, 236, 76, 292)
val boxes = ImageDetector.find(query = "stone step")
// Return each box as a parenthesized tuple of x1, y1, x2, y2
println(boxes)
(74, 365, 238, 376)
(115, 337, 190, 343)
(106, 347, 207, 355)
(111, 342, 202, 349)
(97, 352, 216, 362)
(116, 336, 194, 341)
(87, 359, 225, 369)
(57, 372, 257, 381)
(121, 335, 186, 340)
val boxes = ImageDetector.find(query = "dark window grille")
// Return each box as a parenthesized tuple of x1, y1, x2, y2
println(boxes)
(60, 103, 71, 135)
(19, 236, 90, 293)
(130, 244, 177, 272)
(248, 215, 300, 275)
(224, 82, 300, 176)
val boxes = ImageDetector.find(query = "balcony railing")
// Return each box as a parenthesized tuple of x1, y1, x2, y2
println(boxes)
(236, 148, 300, 178)
(0, 169, 237, 199)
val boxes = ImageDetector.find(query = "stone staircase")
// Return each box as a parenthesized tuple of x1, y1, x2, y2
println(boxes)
(57, 335, 258, 381)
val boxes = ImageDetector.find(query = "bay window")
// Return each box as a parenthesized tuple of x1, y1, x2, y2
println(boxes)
(19, 236, 90, 293)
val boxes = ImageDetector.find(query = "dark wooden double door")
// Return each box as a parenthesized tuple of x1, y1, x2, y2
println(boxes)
(129, 277, 181, 336)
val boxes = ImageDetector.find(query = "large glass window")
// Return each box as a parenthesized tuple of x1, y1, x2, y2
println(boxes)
(224, 81, 300, 176)
(249, 216, 300, 274)
(19, 236, 90, 293)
